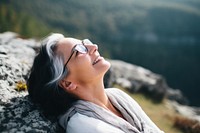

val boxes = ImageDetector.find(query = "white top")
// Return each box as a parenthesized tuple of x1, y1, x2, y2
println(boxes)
(67, 113, 125, 133)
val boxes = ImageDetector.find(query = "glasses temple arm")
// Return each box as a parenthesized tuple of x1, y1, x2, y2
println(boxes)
(63, 51, 75, 69)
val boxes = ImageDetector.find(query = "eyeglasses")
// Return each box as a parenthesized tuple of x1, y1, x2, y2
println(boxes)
(63, 39, 93, 71)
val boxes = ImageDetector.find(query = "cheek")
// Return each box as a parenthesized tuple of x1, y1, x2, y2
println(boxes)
(72, 56, 93, 73)
(76, 55, 91, 68)
(72, 64, 95, 82)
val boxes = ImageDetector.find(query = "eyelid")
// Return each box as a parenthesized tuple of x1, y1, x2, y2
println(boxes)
(75, 51, 79, 57)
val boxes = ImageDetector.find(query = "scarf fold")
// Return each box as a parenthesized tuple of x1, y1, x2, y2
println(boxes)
(59, 88, 163, 133)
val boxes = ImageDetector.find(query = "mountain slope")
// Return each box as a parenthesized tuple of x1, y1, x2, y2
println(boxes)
(1, 0, 200, 106)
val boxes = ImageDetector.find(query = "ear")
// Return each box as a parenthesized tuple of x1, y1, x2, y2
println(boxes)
(59, 80, 77, 92)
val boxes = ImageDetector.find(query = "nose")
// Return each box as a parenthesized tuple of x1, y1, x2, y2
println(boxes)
(87, 44, 98, 55)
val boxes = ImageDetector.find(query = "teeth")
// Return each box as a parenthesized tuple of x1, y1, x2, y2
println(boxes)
(93, 56, 99, 65)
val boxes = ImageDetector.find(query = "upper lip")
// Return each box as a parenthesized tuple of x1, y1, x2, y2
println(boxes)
(93, 55, 100, 65)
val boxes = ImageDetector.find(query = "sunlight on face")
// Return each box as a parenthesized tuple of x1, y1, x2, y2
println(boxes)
(57, 37, 110, 83)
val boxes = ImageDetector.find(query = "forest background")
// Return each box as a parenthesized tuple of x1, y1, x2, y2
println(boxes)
(1, 0, 200, 107)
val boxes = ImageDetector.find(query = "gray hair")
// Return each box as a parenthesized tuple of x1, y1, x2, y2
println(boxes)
(43, 33, 67, 86)
(27, 33, 77, 116)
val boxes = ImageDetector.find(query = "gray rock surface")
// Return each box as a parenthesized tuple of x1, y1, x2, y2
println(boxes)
(0, 32, 60, 133)
(105, 59, 188, 103)
(167, 101, 200, 122)
(0, 34, 36, 103)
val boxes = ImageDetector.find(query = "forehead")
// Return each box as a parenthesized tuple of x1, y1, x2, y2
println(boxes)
(56, 37, 81, 58)
(58, 38, 81, 46)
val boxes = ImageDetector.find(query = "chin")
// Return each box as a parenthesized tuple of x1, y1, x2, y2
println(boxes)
(103, 60, 111, 72)
(95, 58, 111, 75)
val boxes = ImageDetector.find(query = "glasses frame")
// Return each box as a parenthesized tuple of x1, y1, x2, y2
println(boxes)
(63, 39, 92, 72)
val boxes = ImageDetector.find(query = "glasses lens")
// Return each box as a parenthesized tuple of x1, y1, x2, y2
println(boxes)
(75, 44, 88, 53)
(83, 39, 93, 45)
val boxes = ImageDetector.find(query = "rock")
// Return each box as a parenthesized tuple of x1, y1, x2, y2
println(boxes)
(0, 32, 36, 103)
(166, 88, 189, 105)
(104, 59, 189, 104)
(0, 96, 58, 133)
(105, 59, 168, 102)
(0, 31, 18, 44)
(0, 31, 61, 133)
(115, 78, 132, 89)
(168, 100, 200, 122)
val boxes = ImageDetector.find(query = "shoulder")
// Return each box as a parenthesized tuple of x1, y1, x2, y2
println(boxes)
(105, 88, 126, 95)
(105, 88, 142, 109)
(105, 88, 131, 99)
(67, 113, 124, 133)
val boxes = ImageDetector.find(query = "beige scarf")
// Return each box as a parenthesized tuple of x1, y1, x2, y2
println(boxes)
(59, 88, 164, 133)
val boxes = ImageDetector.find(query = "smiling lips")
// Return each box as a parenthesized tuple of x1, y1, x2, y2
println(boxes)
(93, 56, 102, 65)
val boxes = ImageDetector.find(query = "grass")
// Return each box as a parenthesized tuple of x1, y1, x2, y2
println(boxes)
(119, 87, 183, 133)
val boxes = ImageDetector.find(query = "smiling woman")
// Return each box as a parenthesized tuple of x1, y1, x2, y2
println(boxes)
(27, 33, 164, 133)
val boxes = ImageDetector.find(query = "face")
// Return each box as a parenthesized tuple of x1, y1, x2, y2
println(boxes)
(56, 37, 110, 84)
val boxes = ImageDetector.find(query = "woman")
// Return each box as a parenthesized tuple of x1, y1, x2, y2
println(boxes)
(27, 33, 164, 133)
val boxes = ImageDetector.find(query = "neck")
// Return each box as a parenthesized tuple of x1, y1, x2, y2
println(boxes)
(74, 79, 124, 119)
(75, 78, 109, 108)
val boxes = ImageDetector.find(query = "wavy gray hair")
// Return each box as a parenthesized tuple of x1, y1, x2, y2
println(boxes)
(44, 33, 66, 86)
(27, 33, 77, 116)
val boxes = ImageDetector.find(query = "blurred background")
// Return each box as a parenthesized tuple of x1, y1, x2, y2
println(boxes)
(1, 0, 200, 107)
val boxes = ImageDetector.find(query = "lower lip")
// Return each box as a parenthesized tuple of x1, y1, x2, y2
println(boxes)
(94, 57, 104, 65)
